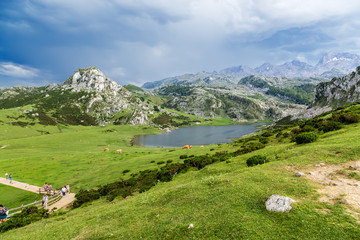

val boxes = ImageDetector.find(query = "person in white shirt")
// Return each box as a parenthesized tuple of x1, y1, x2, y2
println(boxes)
(42, 194, 48, 209)
(62, 186, 66, 196)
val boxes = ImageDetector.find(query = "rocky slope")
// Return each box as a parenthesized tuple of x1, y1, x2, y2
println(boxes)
(0, 67, 153, 126)
(298, 66, 360, 119)
(156, 84, 306, 121)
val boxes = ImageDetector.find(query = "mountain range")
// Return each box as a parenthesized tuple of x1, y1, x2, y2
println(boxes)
(142, 52, 360, 89)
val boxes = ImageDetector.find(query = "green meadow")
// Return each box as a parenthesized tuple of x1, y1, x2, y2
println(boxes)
(0, 105, 360, 239)
(0, 185, 40, 209)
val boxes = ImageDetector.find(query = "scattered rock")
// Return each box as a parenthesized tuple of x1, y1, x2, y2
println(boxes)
(265, 195, 296, 212)
(339, 198, 349, 204)
(349, 162, 360, 169)
(309, 172, 316, 175)
(295, 172, 305, 177)
(188, 224, 194, 229)
(314, 164, 321, 167)
(319, 162, 326, 166)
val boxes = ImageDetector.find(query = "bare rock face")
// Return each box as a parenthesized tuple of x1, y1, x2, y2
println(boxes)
(265, 195, 296, 212)
(61, 67, 151, 125)
(62, 67, 131, 97)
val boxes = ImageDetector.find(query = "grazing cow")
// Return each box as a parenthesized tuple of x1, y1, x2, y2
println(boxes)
(115, 149, 122, 154)
(189, 145, 192, 149)
(200, 145, 204, 148)
(104, 148, 109, 152)
(182, 145, 190, 149)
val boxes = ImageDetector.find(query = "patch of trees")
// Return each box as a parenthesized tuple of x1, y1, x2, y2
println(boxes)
(266, 84, 315, 105)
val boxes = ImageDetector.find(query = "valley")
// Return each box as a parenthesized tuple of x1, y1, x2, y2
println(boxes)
(1, 55, 360, 239)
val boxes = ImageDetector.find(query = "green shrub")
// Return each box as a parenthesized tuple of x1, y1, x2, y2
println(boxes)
(157, 161, 165, 165)
(259, 137, 269, 144)
(166, 160, 173, 164)
(246, 155, 268, 167)
(0, 206, 49, 233)
(261, 132, 273, 137)
(320, 121, 342, 133)
(179, 155, 188, 159)
(122, 169, 130, 174)
(295, 132, 319, 144)
(338, 113, 360, 124)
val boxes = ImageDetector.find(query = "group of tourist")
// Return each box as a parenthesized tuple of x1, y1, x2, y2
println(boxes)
(1, 179, 72, 221)
(62, 184, 71, 196)
(4, 172, 13, 183)
(43, 183, 53, 194)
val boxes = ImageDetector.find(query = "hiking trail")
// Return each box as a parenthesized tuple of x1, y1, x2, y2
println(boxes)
(0, 177, 75, 211)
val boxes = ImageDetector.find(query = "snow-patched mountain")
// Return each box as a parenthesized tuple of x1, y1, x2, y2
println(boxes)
(219, 52, 360, 79)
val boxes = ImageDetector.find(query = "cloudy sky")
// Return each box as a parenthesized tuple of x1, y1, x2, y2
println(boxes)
(1, 0, 360, 87)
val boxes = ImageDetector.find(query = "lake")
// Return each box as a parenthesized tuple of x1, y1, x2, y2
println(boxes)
(133, 123, 269, 147)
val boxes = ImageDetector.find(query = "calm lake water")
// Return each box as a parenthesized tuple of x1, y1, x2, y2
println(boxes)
(133, 123, 269, 147)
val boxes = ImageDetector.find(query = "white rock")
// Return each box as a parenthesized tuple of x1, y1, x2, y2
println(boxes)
(266, 195, 296, 212)
(188, 224, 194, 229)
(314, 164, 321, 167)
(295, 172, 305, 177)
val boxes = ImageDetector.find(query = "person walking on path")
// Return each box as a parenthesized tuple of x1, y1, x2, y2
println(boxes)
(44, 183, 48, 192)
(48, 184, 52, 194)
(66, 183, 70, 193)
(9, 174, 12, 184)
(42, 194, 48, 209)
(61, 186, 66, 196)
(0, 205, 8, 223)
(5, 173, 8, 180)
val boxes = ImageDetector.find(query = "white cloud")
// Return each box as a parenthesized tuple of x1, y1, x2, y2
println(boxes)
(0, 62, 39, 78)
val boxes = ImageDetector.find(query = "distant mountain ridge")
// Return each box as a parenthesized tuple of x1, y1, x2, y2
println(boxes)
(220, 52, 360, 79)
(142, 52, 360, 89)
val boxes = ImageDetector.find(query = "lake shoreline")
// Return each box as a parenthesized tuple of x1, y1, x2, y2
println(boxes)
(132, 122, 271, 148)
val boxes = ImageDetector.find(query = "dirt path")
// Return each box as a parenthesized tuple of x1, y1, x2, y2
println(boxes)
(0, 177, 41, 193)
(0, 177, 76, 211)
(48, 192, 75, 211)
(296, 161, 360, 222)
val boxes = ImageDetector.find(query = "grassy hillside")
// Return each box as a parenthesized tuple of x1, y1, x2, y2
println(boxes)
(1, 104, 360, 239)
(0, 185, 41, 209)
(0, 106, 236, 194)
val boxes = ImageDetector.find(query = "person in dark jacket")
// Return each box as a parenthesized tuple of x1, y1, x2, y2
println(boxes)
(0, 205, 8, 223)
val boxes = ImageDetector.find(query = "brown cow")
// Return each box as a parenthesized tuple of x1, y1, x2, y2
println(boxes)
(200, 145, 204, 148)
(104, 148, 109, 152)
(115, 149, 122, 154)
(182, 145, 192, 149)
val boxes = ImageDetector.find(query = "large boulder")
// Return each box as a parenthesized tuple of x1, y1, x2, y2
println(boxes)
(265, 195, 296, 212)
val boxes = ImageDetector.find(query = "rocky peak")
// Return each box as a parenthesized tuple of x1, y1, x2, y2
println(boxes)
(299, 66, 360, 119)
(62, 67, 130, 97)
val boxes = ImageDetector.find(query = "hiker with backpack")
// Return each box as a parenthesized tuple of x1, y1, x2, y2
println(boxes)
(0, 205, 8, 223)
